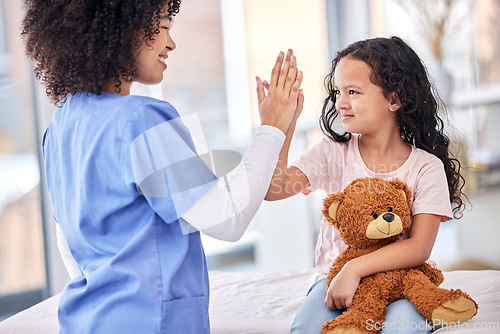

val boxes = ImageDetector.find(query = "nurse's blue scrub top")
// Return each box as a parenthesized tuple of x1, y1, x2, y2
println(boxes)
(43, 92, 218, 333)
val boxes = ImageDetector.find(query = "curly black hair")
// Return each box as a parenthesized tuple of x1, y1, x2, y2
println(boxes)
(320, 36, 466, 218)
(21, 0, 181, 104)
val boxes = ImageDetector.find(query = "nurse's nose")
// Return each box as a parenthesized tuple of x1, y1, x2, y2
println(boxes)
(166, 30, 176, 51)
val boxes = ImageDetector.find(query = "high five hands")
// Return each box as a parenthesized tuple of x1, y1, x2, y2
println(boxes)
(256, 49, 304, 134)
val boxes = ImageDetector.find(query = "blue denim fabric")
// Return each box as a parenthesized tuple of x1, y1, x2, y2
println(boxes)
(291, 278, 431, 334)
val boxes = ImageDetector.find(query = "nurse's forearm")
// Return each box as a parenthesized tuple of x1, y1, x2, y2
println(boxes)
(182, 125, 285, 241)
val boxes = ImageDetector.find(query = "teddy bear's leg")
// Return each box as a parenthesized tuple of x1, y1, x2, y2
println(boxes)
(402, 270, 477, 327)
(430, 293, 477, 326)
(321, 280, 387, 334)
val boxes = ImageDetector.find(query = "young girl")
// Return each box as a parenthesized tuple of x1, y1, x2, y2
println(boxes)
(22, 0, 303, 333)
(265, 36, 465, 333)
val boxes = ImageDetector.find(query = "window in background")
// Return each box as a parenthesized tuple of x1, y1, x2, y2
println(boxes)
(381, 0, 500, 191)
(0, 0, 48, 320)
(379, 0, 500, 270)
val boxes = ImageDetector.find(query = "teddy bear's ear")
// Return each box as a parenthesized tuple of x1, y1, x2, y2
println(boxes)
(323, 193, 344, 221)
(329, 201, 340, 220)
(389, 178, 412, 207)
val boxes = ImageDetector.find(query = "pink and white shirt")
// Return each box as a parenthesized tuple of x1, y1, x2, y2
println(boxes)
(291, 134, 453, 280)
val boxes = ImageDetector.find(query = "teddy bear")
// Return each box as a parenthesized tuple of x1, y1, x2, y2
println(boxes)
(320, 177, 477, 334)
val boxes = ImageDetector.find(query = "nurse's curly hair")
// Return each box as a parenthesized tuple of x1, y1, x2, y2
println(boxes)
(21, 0, 181, 104)
(321, 36, 467, 218)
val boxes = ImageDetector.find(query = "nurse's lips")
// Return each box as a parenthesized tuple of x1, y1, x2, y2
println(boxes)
(157, 55, 168, 67)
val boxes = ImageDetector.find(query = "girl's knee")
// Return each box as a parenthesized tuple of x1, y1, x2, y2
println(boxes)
(291, 308, 343, 334)
(387, 299, 422, 319)
(381, 299, 431, 334)
(291, 279, 343, 334)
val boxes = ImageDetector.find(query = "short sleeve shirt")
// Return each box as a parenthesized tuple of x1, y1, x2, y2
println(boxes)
(291, 134, 453, 280)
(43, 92, 217, 333)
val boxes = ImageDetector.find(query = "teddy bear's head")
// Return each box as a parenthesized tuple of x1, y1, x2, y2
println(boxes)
(322, 177, 412, 249)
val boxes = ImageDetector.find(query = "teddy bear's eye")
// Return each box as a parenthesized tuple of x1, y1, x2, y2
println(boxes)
(371, 211, 378, 219)
(387, 207, 393, 212)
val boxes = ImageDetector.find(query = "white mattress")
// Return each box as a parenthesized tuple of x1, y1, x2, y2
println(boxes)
(0, 269, 499, 333)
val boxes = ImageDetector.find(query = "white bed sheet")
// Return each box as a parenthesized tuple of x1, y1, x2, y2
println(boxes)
(0, 269, 498, 334)
(433, 270, 500, 333)
(209, 269, 315, 333)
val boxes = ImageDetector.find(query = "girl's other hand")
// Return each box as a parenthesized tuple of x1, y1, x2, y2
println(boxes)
(256, 49, 304, 134)
(325, 261, 361, 310)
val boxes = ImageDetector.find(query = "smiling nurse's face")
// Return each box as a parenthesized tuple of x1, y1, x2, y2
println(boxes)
(135, 6, 177, 85)
(102, 4, 176, 95)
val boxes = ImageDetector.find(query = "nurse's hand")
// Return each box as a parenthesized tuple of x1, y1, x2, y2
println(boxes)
(256, 49, 304, 134)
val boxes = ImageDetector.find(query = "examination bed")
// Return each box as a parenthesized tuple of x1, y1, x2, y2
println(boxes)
(1, 269, 499, 333)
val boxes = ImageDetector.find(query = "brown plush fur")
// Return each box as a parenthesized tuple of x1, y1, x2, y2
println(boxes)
(320, 177, 477, 334)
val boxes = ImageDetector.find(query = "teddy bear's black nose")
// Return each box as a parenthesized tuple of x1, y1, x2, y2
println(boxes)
(383, 213, 395, 222)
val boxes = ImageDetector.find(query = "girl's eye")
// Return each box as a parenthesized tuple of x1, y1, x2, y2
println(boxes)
(371, 212, 378, 219)
(334, 90, 340, 95)
(349, 90, 358, 95)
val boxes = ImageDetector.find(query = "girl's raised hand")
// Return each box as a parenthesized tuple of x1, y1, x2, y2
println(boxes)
(256, 49, 304, 134)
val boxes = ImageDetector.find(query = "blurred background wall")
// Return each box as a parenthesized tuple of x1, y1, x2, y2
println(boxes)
(1, 0, 499, 320)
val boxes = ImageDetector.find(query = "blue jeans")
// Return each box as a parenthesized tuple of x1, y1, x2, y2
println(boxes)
(291, 278, 432, 333)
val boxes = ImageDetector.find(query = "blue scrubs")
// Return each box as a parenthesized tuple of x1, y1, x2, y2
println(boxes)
(43, 92, 218, 333)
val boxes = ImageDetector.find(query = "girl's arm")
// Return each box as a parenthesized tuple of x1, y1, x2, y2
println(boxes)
(325, 213, 441, 310)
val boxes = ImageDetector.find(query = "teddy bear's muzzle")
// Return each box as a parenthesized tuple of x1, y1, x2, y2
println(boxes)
(365, 213, 403, 239)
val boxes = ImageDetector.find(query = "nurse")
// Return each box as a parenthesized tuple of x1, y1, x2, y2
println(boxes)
(22, 0, 304, 333)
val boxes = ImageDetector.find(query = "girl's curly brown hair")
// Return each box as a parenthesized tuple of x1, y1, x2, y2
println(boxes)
(321, 36, 467, 218)
(22, 0, 181, 104)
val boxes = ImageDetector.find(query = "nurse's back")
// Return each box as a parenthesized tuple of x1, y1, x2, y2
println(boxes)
(44, 93, 212, 333)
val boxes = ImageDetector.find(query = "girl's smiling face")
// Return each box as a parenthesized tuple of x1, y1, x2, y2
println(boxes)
(334, 56, 399, 136)
(135, 11, 176, 85)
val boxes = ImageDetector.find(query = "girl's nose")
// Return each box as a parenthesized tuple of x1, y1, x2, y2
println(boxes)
(336, 95, 348, 111)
